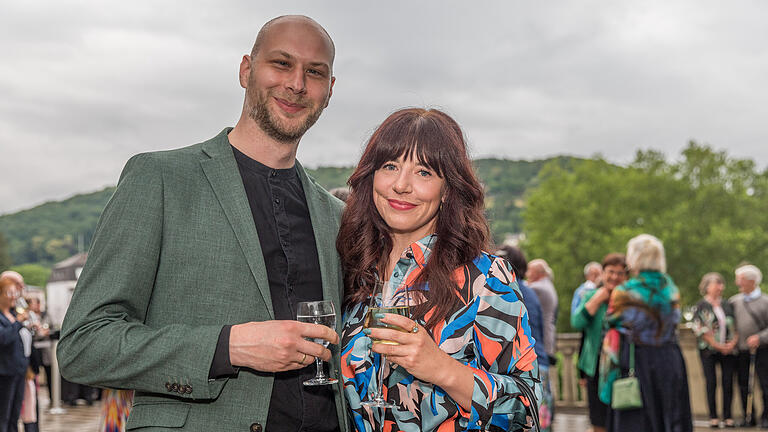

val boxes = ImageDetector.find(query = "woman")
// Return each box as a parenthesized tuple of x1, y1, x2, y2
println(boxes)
(1, 275, 29, 432)
(571, 253, 627, 432)
(692, 273, 738, 428)
(338, 108, 540, 432)
(599, 234, 693, 432)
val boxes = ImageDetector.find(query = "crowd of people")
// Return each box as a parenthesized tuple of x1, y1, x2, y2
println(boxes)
(563, 249, 768, 431)
(0, 271, 52, 432)
(2, 13, 767, 432)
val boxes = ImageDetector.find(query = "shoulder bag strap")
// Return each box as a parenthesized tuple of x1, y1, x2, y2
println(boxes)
(627, 342, 636, 377)
(743, 300, 768, 331)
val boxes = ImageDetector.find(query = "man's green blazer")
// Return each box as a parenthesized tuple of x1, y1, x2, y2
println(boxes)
(58, 129, 349, 431)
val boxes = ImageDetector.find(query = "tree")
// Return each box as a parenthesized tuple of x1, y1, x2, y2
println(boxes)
(9, 263, 51, 289)
(523, 142, 768, 331)
(0, 232, 11, 271)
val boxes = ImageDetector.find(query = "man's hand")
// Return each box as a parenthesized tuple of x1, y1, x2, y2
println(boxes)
(747, 334, 761, 351)
(229, 320, 339, 372)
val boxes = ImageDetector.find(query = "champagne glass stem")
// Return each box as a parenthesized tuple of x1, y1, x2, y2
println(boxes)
(315, 357, 326, 380)
(375, 354, 387, 401)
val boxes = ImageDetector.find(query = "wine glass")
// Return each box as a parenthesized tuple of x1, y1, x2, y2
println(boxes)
(361, 279, 410, 409)
(297, 300, 338, 386)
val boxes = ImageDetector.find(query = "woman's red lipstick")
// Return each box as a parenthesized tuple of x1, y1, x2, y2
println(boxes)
(388, 199, 416, 210)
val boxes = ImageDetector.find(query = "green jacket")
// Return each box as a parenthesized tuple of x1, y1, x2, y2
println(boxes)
(570, 288, 607, 378)
(58, 129, 348, 432)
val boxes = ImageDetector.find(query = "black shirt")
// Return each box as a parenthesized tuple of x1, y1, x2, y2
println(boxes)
(211, 145, 339, 432)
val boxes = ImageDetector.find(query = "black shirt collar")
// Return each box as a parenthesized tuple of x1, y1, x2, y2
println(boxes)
(230, 145, 297, 180)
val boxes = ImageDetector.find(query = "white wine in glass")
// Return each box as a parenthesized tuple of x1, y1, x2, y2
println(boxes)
(297, 300, 338, 386)
(361, 279, 410, 409)
(364, 305, 410, 345)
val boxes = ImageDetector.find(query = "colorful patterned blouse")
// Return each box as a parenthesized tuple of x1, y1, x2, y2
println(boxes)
(340, 235, 540, 432)
(692, 299, 737, 352)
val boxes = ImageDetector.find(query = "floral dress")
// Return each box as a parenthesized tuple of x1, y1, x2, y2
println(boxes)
(340, 235, 540, 432)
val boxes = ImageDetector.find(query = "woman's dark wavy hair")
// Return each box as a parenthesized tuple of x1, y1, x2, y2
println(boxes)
(336, 108, 489, 330)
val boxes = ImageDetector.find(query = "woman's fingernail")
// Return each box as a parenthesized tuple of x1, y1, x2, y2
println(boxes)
(374, 313, 385, 319)
(363, 328, 371, 335)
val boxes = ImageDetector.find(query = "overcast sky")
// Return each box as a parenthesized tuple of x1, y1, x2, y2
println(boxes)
(1, 1, 767, 214)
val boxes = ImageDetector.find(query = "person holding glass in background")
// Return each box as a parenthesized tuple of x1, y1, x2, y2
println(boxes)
(338, 108, 540, 432)
(571, 253, 627, 432)
(692, 272, 738, 428)
(1, 274, 29, 432)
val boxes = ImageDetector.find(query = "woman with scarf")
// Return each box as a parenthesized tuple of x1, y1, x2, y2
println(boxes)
(598, 234, 693, 432)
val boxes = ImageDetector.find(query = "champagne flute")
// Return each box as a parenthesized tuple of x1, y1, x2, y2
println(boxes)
(297, 300, 338, 386)
(361, 279, 410, 409)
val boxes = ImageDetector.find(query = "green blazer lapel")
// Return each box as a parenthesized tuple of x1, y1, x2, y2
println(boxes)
(296, 162, 342, 316)
(200, 129, 274, 319)
(297, 162, 350, 432)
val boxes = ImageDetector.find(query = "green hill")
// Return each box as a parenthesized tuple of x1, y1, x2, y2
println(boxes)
(0, 158, 571, 268)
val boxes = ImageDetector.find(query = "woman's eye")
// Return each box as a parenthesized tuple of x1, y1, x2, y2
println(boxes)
(418, 169, 432, 177)
(381, 163, 397, 171)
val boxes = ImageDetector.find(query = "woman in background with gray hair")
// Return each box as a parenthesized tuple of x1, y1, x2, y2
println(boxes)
(599, 233, 693, 432)
(692, 273, 738, 428)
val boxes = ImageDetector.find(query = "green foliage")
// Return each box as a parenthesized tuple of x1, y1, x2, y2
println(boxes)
(0, 232, 11, 271)
(0, 188, 114, 266)
(474, 157, 578, 243)
(306, 166, 355, 190)
(523, 142, 768, 331)
(9, 263, 51, 289)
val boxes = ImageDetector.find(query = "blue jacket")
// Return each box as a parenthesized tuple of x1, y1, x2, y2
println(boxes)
(518, 280, 548, 366)
(0, 311, 28, 376)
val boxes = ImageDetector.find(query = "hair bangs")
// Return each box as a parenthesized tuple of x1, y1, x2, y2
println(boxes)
(367, 112, 447, 177)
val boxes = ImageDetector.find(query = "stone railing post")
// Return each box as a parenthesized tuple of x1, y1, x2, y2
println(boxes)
(554, 333, 584, 407)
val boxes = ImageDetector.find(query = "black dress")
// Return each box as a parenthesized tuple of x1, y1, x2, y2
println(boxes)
(606, 338, 693, 432)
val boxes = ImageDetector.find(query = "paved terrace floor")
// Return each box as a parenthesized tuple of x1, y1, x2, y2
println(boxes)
(28, 391, 753, 431)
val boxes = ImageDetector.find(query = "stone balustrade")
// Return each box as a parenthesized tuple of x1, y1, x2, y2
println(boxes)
(553, 327, 763, 418)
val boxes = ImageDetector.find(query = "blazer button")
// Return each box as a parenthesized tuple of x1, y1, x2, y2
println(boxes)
(184, 385, 192, 394)
(250, 423, 262, 432)
(171, 383, 179, 392)
(165, 382, 172, 392)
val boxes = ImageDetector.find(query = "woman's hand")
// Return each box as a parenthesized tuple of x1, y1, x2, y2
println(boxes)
(366, 313, 474, 409)
(366, 313, 447, 383)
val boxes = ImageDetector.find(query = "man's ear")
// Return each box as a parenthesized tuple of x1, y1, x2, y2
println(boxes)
(324, 76, 336, 108)
(239, 55, 251, 89)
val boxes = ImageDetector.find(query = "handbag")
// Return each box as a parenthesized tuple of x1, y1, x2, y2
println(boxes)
(512, 371, 541, 432)
(611, 342, 643, 410)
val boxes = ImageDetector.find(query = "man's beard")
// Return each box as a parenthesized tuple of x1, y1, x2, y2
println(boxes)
(247, 88, 326, 143)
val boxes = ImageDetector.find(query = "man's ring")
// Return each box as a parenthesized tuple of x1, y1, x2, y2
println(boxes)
(411, 325, 419, 333)
(300, 353, 307, 364)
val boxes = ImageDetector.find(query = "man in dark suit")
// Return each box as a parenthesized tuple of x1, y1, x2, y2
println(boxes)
(58, 15, 347, 432)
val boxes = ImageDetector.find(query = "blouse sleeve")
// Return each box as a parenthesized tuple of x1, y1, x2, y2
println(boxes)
(456, 257, 542, 431)
(691, 302, 711, 338)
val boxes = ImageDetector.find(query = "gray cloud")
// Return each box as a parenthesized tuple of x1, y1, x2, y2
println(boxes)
(2, 0, 767, 214)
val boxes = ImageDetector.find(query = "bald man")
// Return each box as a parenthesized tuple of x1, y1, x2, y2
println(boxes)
(58, 16, 347, 432)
